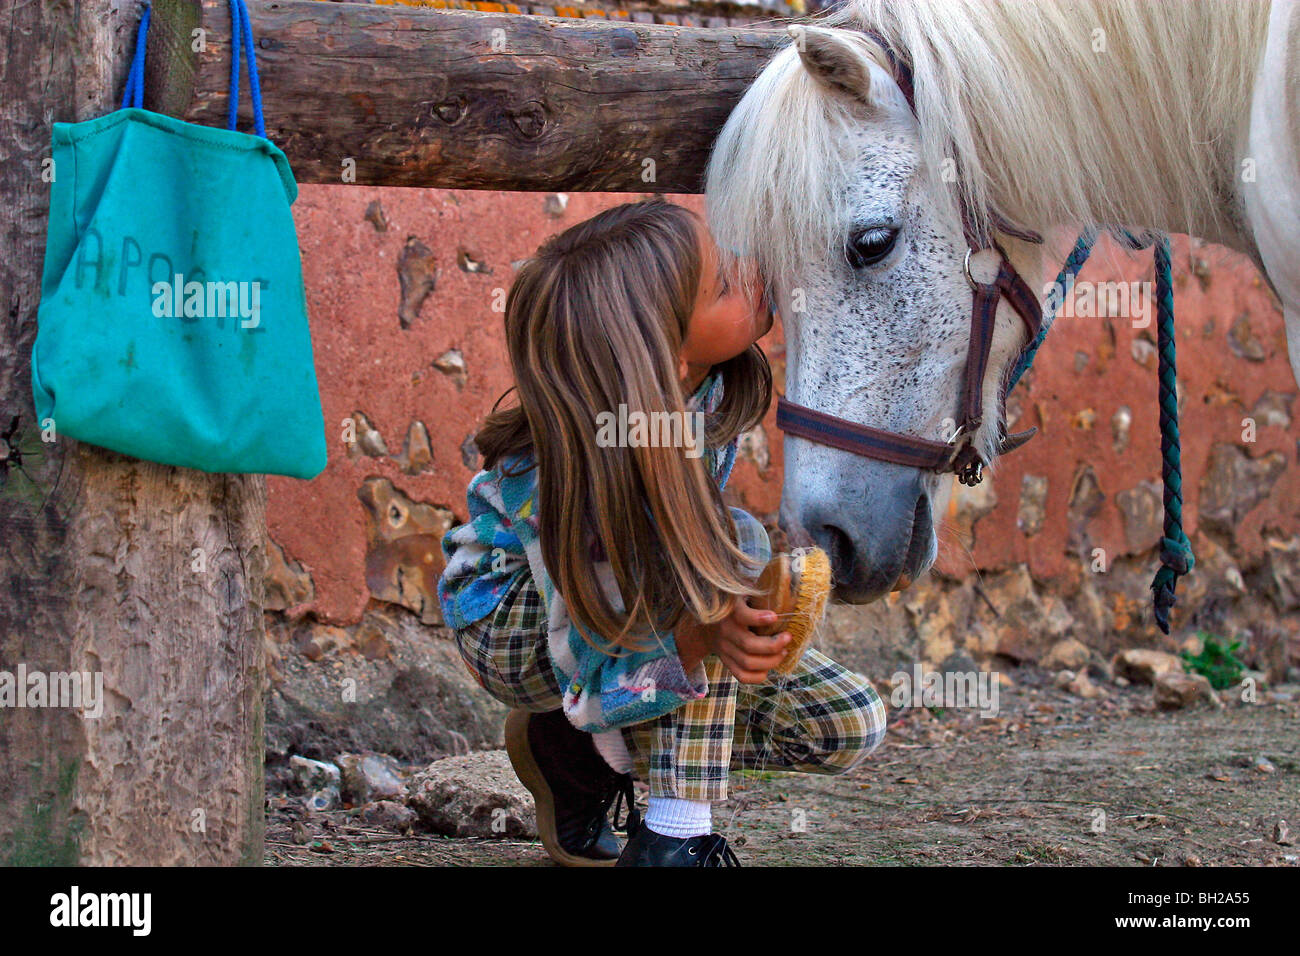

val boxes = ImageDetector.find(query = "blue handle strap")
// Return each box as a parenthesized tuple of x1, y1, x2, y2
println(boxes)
(121, 0, 267, 139)
(120, 3, 152, 110)
(228, 0, 267, 138)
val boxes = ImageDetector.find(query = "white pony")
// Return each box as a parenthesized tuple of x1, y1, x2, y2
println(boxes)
(706, 0, 1298, 602)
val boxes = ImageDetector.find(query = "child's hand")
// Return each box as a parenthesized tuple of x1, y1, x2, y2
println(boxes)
(676, 602, 792, 684)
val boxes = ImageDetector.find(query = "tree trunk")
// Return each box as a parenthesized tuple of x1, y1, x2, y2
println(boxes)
(0, 0, 265, 865)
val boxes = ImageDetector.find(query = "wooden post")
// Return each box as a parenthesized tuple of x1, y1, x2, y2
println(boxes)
(145, 0, 786, 191)
(0, 0, 266, 865)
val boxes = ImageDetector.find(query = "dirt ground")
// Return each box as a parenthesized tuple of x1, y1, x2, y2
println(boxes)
(265, 669, 1299, 867)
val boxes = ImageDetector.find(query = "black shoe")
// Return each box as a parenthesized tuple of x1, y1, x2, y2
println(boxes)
(615, 821, 741, 867)
(505, 708, 638, 867)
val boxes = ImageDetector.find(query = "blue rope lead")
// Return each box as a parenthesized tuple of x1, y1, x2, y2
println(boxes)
(1006, 229, 1097, 390)
(1149, 235, 1194, 632)
(1004, 229, 1192, 633)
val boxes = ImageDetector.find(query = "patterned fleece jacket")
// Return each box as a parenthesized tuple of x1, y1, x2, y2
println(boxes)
(436, 369, 772, 733)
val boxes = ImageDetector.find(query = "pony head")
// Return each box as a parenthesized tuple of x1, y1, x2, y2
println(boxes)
(706, 23, 1039, 602)
(707, 0, 1268, 603)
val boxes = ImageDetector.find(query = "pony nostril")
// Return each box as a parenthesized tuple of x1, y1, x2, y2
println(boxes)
(818, 524, 855, 586)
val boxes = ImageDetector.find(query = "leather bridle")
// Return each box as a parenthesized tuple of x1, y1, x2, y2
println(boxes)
(774, 33, 1044, 487)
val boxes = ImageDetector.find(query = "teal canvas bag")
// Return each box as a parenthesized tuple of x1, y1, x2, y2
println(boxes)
(31, 0, 327, 479)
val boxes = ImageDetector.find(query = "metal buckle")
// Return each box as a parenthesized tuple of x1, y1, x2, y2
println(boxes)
(963, 247, 1001, 291)
(945, 421, 986, 485)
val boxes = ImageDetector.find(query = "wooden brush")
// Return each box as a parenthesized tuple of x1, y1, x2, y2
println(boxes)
(751, 547, 832, 674)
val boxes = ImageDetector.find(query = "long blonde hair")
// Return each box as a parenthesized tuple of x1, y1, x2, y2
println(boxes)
(475, 199, 773, 652)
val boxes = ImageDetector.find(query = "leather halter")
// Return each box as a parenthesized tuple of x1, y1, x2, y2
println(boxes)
(775, 33, 1043, 486)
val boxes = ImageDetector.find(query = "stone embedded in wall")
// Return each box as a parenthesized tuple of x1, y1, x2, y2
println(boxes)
(1115, 480, 1163, 554)
(1198, 443, 1287, 538)
(461, 433, 480, 470)
(1250, 389, 1294, 430)
(397, 236, 439, 329)
(1071, 407, 1097, 431)
(1178, 534, 1246, 608)
(973, 564, 1075, 663)
(266, 605, 510, 762)
(1042, 637, 1091, 671)
(819, 596, 914, 679)
(736, 424, 770, 477)
(432, 348, 468, 390)
(395, 420, 434, 476)
(265, 619, 289, 685)
(1066, 465, 1105, 557)
(948, 477, 997, 553)
(1069, 572, 1110, 638)
(1262, 535, 1300, 612)
(543, 192, 568, 218)
(354, 611, 395, 661)
(1131, 334, 1157, 369)
(294, 622, 354, 661)
(345, 410, 390, 459)
(356, 478, 455, 625)
(364, 199, 388, 233)
(1111, 405, 1131, 453)
(1204, 378, 1242, 407)
(1017, 474, 1048, 537)
(1097, 317, 1117, 367)
(1228, 313, 1268, 362)
(267, 538, 315, 612)
(1190, 248, 1212, 292)
(900, 586, 961, 669)
(456, 248, 491, 274)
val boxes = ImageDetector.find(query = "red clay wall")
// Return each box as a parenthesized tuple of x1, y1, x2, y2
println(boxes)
(266, 185, 1299, 679)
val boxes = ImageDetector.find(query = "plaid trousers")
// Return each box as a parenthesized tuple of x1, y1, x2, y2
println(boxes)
(454, 572, 887, 801)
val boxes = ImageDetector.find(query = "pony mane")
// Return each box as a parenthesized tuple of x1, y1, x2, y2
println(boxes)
(707, 0, 1269, 281)
(706, 36, 886, 290)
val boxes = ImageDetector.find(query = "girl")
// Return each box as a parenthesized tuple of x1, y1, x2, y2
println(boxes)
(438, 199, 886, 867)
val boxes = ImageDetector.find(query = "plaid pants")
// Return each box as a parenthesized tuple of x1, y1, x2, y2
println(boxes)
(454, 572, 887, 801)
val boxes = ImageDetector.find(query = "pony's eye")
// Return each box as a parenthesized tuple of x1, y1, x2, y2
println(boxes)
(845, 227, 899, 269)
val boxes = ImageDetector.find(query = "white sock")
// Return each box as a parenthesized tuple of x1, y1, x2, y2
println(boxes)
(591, 729, 634, 774)
(645, 796, 712, 838)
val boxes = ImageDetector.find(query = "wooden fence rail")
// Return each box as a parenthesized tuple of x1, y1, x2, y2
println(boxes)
(146, 0, 788, 191)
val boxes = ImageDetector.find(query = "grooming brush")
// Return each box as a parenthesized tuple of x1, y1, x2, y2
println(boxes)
(751, 546, 832, 674)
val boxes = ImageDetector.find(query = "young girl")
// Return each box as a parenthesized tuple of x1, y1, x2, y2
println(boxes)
(437, 199, 886, 867)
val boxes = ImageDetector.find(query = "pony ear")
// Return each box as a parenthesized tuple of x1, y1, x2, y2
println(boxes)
(788, 24, 875, 103)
